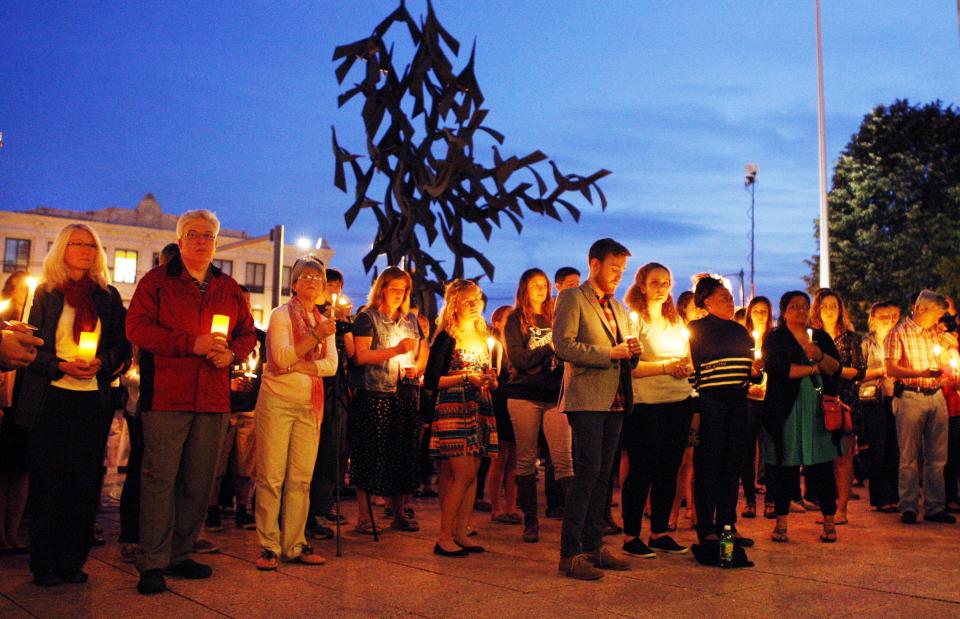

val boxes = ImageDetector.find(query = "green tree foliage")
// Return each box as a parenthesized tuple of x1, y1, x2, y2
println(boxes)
(808, 99, 960, 326)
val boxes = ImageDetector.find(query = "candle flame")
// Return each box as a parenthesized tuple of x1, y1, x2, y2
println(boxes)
(26, 276, 38, 292)
(752, 329, 760, 341)
(682, 327, 690, 341)
(487, 336, 496, 352)
(951, 358, 958, 369)
(629, 311, 639, 323)
(806, 328, 813, 339)
(934, 344, 943, 357)
(0, 298, 9, 315)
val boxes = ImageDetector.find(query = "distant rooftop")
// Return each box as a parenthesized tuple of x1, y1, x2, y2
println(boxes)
(22, 193, 250, 238)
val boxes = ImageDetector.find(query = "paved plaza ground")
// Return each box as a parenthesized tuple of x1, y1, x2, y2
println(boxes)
(1, 478, 959, 618)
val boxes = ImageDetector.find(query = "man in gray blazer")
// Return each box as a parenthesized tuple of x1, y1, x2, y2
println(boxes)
(553, 238, 640, 580)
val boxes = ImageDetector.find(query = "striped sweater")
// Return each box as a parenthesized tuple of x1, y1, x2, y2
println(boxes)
(689, 314, 755, 397)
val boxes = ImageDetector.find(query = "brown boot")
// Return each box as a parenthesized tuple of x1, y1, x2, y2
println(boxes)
(515, 474, 539, 543)
(587, 546, 631, 571)
(558, 554, 604, 580)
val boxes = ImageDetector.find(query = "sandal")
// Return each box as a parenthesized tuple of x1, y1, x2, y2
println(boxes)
(354, 520, 383, 535)
(820, 524, 837, 543)
(741, 504, 757, 518)
(770, 527, 789, 543)
(763, 504, 776, 519)
(815, 516, 848, 525)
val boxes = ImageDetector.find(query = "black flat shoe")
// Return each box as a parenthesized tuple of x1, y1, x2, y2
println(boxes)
(454, 540, 485, 553)
(60, 569, 88, 584)
(33, 570, 63, 587)
(433, 543, 468, 557)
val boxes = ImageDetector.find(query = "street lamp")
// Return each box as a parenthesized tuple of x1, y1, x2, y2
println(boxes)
(744, 163, 758, 301)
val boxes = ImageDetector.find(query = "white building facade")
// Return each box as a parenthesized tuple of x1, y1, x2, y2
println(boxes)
(1, 193, 334, 327)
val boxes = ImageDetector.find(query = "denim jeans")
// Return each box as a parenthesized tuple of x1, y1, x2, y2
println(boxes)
(894, 391, 948, 515)
(560, 411, 623, 558)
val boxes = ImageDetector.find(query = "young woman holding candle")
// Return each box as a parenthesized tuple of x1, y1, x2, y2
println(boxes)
(423, 279, 499, 557)
(860, 300, 901, 512)
(741, 296, 773, 519)
(810, 288, 867, 525)
(349, 267, 427, 535)
(14, 224, 129, 586)
(501, 268, 569, 543)
(254, 255, 337, 570)
(619, 263, 693, 557)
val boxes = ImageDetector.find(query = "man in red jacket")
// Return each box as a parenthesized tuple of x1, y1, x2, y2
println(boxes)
(127, 210, 256, 595)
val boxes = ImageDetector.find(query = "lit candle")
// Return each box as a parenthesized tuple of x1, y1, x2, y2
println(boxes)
(933, 344, 943, 357)
(211, 314, 230, 336)
(331, 293, 338, 306)
(752, 329, 761, 359)
(951, 358, 958, 371)
(806, 328, 813, 340)
(0, 298, 9, 317)
(77, 331, 99, 363)
(629, 311, 640, 338)
(338, 294, 349, 306)
(244, 353, 258, 378)
(487, 336, 497, 372)
(681, 327, 690, 342)
(21, 276, 38, 324)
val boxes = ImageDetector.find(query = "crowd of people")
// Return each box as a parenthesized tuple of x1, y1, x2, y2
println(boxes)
(1, 214, 959, 591)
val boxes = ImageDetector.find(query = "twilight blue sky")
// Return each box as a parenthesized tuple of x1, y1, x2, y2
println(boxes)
(1, 1, 958, 307)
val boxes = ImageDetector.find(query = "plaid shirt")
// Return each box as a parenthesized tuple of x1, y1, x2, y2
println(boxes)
(595, 290, 625, 412)
(883, 317, 941, 389)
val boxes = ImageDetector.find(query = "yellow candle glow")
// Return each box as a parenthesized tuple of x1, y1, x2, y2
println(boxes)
(951, 358, 958, 370)
(331, 293, 338, 306)
(211, 314, 230, 336)
(77, 331, 98, 363)
(21, 276, 38, 324)
(806, 328, 813, 340)
(934, 344, 943, 357)
(338, 294, 349, 306)
(681, 327, 690, 342)
(0, 298, 9, 316)
(244, 353, 258, 378)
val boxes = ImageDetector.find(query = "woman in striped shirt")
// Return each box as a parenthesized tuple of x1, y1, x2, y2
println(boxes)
(688, 277, 760, 546)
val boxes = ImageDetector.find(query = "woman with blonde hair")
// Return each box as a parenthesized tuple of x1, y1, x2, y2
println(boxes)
(254, 255, 337, 570)
(349, 266, 427, 535)
(15, 224, 129, 585)
(423, 279, 499, 556)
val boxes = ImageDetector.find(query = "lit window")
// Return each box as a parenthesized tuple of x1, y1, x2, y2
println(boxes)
(114, 249, 138, 284)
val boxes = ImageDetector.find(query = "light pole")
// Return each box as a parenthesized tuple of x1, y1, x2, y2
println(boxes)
(816, 0, 830, 288)
(744, 163, 758, 301)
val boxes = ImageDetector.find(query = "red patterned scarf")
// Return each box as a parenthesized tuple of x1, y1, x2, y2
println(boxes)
(60, 277, 98, 344)
(287, 296, 327, 436)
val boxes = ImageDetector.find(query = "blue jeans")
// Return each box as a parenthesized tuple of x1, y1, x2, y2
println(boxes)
(560, 411, 623, 558)
(894, 391, 948, 515)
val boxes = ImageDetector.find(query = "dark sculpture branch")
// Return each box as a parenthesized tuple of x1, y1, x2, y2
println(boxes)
(331, 0, 610, 316)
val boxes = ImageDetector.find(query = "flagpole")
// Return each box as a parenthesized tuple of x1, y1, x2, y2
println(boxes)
(816, 0, 830, 288)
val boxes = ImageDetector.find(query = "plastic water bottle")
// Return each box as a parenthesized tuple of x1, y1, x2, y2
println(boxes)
(719, 525, 734, 568)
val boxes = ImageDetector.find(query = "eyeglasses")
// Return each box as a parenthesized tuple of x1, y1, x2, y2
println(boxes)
(184, 231, 216, 242)
(297, 274, 324, 282)
(787, 304, 810, 312)
(66, 242, 98, 249)
(874, 313, 898, 321)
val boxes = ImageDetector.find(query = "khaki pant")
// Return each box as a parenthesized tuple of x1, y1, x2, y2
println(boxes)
(138, 410, 229, 572)
(255, 390, 320, 559)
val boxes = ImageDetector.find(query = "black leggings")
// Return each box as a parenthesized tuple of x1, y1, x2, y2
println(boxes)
(766, 461, 837, 517)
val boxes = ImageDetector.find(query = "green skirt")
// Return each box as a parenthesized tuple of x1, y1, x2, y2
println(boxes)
(762, 377, 841, 467)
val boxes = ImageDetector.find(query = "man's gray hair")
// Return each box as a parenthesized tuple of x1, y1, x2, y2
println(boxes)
(915, 289, 948, 310)
(176, 210, 221, 239)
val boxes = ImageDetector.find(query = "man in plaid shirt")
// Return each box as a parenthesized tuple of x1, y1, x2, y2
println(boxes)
(884, 290, 956, 525)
